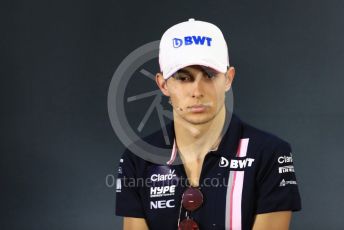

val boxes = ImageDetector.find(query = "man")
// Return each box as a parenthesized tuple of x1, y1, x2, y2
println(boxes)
(115, 18, 301, 230)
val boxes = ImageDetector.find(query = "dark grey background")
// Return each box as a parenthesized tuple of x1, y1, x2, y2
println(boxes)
(1, 0, 343, 229)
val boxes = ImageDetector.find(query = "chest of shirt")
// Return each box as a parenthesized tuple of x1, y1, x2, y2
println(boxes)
(139, 154, 258, 229)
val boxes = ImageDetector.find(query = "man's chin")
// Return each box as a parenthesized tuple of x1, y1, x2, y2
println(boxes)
(178, 113, 216, 125)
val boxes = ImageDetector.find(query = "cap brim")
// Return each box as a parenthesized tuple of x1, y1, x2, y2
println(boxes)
(163, 59, 227, 80)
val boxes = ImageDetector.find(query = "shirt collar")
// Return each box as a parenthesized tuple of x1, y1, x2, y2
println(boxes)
(165, 112, 243, 165)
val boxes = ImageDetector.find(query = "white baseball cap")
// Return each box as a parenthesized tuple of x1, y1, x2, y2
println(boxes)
(159, 18, 230, 80)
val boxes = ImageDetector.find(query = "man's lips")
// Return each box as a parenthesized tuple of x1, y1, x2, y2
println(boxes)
(187, 104, 210, 112)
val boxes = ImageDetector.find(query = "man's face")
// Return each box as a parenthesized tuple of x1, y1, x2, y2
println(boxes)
(157, 65, 234, 125)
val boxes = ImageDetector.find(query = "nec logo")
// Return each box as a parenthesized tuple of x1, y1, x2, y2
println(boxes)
(172, 36, 212, 48)
(150, 199, 175, 209)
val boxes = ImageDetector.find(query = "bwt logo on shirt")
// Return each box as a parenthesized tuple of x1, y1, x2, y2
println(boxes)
(230, 158, 255, 169)
(172, 36, 212, 48)
(219, 157, 255, 169)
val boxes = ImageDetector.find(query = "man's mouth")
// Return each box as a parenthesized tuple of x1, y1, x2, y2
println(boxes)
(187, 103, 211, 113)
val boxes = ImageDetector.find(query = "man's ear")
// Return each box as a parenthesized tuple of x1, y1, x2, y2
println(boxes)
(225, 67, 235, 92)
(155, 73, 170, 96)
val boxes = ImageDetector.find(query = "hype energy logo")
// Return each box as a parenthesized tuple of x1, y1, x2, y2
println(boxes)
(172, 36, 212, 48)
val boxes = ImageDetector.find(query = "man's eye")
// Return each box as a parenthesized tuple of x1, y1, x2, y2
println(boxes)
(205, 73, 216, 79)
(203, 68, 218, 79)
(173, 72, 192, 81)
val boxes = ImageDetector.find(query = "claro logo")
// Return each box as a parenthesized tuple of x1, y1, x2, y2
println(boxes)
(278, 155, 293, 164)
(150, 169, 176, 182)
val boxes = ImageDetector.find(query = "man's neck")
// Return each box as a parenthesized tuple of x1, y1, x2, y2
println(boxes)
(173, 106, 226, 161)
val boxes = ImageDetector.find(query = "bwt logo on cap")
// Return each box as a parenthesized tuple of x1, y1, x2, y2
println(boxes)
(172, 36, 212, 48)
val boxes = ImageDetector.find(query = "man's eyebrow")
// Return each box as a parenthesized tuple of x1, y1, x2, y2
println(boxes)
(176, 68, 192, 74)
(176, 66, 212, 76)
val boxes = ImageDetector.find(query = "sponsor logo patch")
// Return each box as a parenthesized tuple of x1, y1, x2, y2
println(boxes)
(150, 185, 176, 198)
(219, 157, 229, 167)
(230, 158, 255, 169)
(173, 36, 212, 48)
(150, 169, 177, 182)
(279, 179, 297, 187)
(278, 165, 295, 174)
(116, 179, 122, 192)
(219, 157, 255, 169)
(278, 155, 293, 164)
(150, 199, 175, 209)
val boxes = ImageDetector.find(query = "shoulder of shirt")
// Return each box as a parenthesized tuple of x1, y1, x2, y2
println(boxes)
(237, 115, 292, 152)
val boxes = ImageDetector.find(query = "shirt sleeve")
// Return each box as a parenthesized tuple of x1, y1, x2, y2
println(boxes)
(255, 140, 302, 214)
(115, 150, 146, 218)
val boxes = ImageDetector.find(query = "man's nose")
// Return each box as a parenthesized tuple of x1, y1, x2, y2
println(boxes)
(191, 77, 204, 98)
